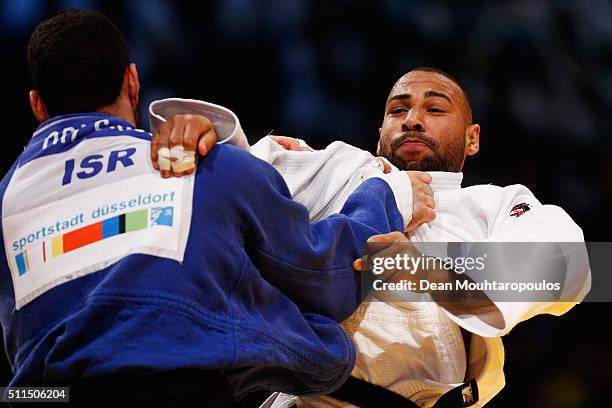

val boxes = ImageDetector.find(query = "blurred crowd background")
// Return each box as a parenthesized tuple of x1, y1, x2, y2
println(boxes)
(1, 1, 611, 407)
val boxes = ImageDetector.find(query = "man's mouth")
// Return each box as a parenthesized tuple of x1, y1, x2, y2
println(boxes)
(398, 140, 428, 149)
(392, 133, 434, 151)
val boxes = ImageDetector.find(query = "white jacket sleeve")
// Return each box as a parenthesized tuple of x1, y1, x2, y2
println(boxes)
(443, 184, 591, 337)
(148, 98, 250, 151)
(250, 137, 413, 226)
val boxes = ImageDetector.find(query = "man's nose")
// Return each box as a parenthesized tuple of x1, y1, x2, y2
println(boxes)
(402, 108, 424, 132)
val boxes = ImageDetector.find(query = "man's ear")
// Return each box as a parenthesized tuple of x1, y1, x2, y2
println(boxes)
(29, 90, 49, 123)
(127, 63, 140, 108)
(465, 123, 480, 156)
(377, 127, 382, 154)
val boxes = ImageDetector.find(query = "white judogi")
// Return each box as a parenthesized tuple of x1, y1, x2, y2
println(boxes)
(149, 99, 591, 408)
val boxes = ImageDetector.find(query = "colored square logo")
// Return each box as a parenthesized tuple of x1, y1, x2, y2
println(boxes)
(102, 216, 120, 238)
(15, 252, 28, 276)
(125, 209, 148, 232)
(151, 207, 174, 227)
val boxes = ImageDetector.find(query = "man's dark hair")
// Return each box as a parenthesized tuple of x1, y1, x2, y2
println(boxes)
(28, 9, 129, 117)
(409, 66, 473, 124)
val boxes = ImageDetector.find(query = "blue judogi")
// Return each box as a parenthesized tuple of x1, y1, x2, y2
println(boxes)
(0, 113, 404, 398)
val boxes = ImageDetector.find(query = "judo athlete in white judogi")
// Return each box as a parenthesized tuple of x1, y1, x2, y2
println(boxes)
(148, 68, 590, 407)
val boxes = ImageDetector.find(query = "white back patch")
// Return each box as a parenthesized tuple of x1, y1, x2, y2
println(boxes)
(3, 136, 194, 309)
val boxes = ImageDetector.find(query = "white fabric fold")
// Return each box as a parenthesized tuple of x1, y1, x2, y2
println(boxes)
(148, 98, 250, 151)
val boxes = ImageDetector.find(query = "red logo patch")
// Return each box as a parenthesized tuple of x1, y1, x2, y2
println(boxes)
(510, 202, 531, 218)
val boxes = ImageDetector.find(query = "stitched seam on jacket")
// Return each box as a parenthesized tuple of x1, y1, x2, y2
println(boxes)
(89, 291, 346, 374)
(13, 291, 352, 385)
(226, 252, 248, 368)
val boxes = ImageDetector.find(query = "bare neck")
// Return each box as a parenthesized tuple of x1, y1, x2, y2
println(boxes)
(95, 100, 135, 126)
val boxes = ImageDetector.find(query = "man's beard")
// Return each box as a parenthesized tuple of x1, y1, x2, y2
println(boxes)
(379, 131, 466, 172)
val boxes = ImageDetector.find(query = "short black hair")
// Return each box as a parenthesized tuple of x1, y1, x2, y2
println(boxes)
(409, 67, 473, 124)
(28, 9, 129, 117)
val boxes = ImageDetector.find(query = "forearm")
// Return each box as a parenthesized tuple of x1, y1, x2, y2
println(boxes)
(422, 266, 498, 316)
(382, 250, 498, 316)
(250, 178, 405, 321)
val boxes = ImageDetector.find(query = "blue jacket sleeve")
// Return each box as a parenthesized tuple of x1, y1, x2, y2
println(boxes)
(216, 147, 405, 322)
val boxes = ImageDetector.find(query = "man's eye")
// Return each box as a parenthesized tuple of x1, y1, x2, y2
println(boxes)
(389, 107, 407, 114)
(428, 108, 445, 113)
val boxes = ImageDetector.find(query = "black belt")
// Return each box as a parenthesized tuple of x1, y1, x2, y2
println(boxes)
(328, 376, 479, 408)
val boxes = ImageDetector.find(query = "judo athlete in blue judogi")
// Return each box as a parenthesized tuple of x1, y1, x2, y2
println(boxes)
(0, 10, 409, 406)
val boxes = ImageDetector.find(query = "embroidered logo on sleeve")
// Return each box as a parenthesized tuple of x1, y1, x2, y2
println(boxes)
(510, 202, 531, 218)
